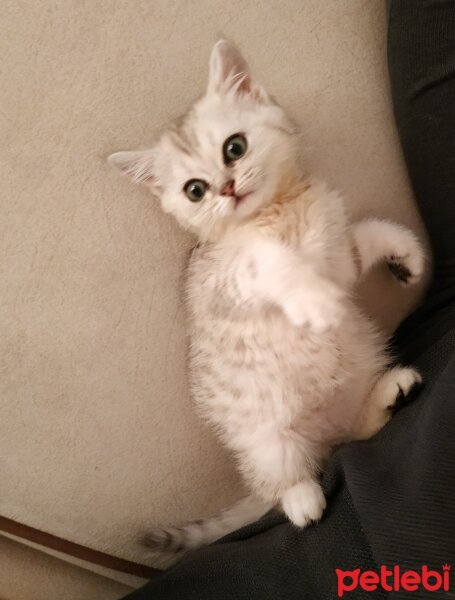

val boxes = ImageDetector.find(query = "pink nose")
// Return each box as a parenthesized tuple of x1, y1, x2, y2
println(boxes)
(220, 179, 236, 197)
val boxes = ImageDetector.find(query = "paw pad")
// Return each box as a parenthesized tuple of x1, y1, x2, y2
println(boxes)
(387, 369, 423, 413)
(387, 257, 412, 284)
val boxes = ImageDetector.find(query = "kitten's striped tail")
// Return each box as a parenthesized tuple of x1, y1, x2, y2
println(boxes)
(141, 496, 273, 554)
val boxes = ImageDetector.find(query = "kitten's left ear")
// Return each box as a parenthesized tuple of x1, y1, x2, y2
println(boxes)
(108, 150, 160, 191)
(207, 40, 268, 101)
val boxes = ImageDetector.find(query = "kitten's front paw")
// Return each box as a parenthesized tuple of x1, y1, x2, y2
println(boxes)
(283, 281, 345, 333)
(387, 233, 425, 286)
(281, 480, 326, 527)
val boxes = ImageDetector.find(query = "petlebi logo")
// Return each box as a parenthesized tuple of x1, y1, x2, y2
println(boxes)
(336, 564, 451, 597)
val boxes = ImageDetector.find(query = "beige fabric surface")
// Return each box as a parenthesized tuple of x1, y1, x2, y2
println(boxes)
(0, 530, 148, 589)
(0, 535, 132, 600)
(1, 0, 427, 583)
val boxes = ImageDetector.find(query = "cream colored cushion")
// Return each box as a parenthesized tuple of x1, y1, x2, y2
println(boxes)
(0, 535, 132, 600)
(1, 0, 426, 594)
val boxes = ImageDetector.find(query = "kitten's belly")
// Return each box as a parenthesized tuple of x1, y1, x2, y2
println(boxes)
(190, 305, 387, 441)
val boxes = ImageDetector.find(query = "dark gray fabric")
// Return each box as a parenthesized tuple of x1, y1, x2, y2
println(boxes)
(124, 2, 455, 597)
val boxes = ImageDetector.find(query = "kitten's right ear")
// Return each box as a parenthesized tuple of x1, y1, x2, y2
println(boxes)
(108, 150, 160, 190)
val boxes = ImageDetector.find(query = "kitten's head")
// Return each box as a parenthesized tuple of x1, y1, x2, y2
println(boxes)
(109, 41, 297, 239)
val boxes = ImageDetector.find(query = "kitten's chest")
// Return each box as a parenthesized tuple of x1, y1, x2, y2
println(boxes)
(260, 196, 332, 258)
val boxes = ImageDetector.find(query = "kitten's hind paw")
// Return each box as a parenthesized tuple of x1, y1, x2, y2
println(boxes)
(352, 366, 422, 440)
(387, 367, 423, 414)
(281, 480, 326, 527)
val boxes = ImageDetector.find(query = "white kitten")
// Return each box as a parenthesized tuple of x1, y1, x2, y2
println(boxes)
(109, 41, 424, 555)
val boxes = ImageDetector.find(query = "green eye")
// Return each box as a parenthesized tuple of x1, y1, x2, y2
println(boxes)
(223, 133, 248, 164)
(184, 179, 208, 202)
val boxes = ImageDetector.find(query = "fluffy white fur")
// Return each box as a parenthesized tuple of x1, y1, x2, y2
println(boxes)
(109, 41, 424, 554)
